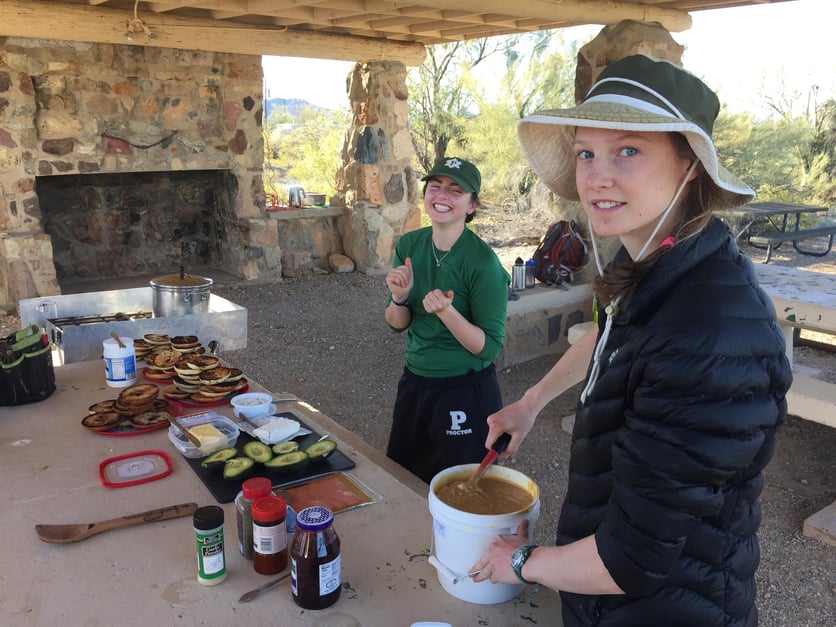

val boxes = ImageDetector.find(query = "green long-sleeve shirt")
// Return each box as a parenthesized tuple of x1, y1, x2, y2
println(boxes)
(390, 226, 510, 377)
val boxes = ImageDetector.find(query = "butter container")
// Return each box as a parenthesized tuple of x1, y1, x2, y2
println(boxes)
(168, 411, 240, 458)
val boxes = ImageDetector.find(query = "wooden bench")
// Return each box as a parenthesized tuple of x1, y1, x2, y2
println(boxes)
(748, 224, 836, 263)
(754, 265, 836, 545)
(497, 284, 592, 369)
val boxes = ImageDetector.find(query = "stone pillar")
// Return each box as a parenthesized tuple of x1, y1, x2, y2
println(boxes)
(575, 20, 684, 103)
(334, 61, 421, 273)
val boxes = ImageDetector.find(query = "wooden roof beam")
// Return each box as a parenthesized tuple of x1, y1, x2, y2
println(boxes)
(417, 0, 693, 32)
(0, 0, 427, 65)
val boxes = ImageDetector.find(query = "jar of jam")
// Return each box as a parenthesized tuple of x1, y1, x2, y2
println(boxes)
(290, 506, 341, 610)
(252, 495, 288, 575)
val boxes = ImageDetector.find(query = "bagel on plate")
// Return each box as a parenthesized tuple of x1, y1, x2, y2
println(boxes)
(117, 383, 159, 407)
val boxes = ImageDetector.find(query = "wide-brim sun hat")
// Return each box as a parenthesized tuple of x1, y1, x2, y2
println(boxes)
(517, 54, 754, 211)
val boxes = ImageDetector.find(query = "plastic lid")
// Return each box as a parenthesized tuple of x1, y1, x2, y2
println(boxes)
(296, 506, 334, 531)
(243, 477, 273, 499)
(252, 495, 287, 523)
(150, 273, 212, 288)
(98, 450, 172, 488)
(193, 505, 224, 530)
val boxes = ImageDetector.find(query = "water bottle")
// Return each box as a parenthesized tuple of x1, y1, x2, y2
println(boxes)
(512, 257, 526, 291)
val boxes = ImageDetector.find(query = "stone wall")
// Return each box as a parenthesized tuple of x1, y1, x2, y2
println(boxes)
(0, 38, 276, 311)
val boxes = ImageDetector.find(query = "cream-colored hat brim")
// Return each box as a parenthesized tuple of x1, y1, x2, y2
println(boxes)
(518, 101, 754, 210)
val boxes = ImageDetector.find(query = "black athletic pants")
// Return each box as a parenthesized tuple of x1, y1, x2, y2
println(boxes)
(386, 364, 503, 484)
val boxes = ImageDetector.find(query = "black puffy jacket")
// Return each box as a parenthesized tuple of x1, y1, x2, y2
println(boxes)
(558, 219, 792, 626)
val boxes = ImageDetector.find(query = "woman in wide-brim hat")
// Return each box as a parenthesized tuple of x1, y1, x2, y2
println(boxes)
(472, 55, 792, 626)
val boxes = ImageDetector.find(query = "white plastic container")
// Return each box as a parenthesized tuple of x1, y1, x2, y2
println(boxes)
(230, 391, 273, 419)
(168, 412, 240, 458)
(102, 336, 136, 388)
(428, 464, 540, 605)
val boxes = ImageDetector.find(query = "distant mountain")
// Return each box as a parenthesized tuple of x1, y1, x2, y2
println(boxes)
(264, 97, 328, 118)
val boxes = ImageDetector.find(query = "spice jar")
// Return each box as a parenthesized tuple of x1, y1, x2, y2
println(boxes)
(252, 495, 288, 575)
(290, 506, 341, 610)
(236, 477, 273, 560)
(193, 505, 226, 586)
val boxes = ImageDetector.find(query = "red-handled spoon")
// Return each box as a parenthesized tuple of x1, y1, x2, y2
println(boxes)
(466, 432, 512, 488)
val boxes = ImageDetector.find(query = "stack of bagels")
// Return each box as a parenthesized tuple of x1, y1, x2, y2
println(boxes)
(142, 334, 208, 380)
(81, 383, 172, 432)
(163, 356, 247, 403)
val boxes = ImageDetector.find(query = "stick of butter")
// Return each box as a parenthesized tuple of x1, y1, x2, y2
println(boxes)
(190, 424, 225, 451)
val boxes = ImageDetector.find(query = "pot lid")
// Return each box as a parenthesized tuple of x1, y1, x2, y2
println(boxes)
(150, 273, 213, 288)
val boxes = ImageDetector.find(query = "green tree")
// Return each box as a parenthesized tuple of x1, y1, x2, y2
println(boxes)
(407, 37, 519, 173)
(805, 98, 836, 205)
(263, 106, 346, 202)
(456, 35, 576, 203)
(714, 110, 811, 200)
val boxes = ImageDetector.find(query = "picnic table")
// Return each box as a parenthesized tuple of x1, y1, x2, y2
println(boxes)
(716, 201, 834, 262)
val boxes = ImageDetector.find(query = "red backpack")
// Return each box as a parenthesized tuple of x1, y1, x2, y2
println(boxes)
(531, 220, 588, 287)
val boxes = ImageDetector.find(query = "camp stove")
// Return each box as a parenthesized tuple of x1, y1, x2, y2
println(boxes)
(20, 287, 247, 365)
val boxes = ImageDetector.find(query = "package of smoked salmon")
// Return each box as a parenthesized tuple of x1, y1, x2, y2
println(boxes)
(277, 473, 382, 515)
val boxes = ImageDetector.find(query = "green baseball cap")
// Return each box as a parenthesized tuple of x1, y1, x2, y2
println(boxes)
(421, 157, 481, 193)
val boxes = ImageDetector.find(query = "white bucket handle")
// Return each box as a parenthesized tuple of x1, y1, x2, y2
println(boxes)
(428, 555, 456, 582)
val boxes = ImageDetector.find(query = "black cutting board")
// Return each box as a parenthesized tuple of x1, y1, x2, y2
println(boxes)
(181, 412, 355, 503)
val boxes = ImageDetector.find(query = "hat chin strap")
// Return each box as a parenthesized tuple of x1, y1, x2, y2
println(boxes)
(581, 159, 698, 404)
(588, 159, 698, 274)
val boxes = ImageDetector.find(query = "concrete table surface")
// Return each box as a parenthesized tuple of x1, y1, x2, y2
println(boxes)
(1, 360, 561, 626)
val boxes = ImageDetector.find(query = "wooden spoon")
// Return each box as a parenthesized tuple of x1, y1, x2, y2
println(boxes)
(35, 502, 197, 544)
(168, 414, 203, 448)
(110, 331, 126, 349)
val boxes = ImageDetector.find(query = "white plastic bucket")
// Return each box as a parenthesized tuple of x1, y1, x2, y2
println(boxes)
(428, 464, 540, 604)
(102, 337, 136, 388)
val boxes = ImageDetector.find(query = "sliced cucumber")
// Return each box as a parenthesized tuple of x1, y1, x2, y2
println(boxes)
(200, 447, 238, 470)
(243, 441, 273, 463)
(264, 451, 309, 472)
(304, 439, 337, 460)
(223, 457, 255, 480)
(272, 441, 300, 455)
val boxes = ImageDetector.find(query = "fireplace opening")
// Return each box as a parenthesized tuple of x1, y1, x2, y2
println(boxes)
(36, 170, 238, 290)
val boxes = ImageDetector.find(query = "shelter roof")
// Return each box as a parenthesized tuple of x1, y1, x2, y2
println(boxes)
(0, 1, 798, 66)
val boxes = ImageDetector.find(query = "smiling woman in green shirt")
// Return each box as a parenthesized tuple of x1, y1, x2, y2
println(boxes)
(384, 157, 510, 483)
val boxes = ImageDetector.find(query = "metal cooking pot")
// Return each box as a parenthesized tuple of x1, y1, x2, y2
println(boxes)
(288, 186, 306, 208)
(150, 271, 213, 317)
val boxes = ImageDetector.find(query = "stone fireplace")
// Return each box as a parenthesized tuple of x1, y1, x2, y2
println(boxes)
(1, 38, 423, 313)
(37, 170, 237, 287)
(0, 38, 277, 308)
